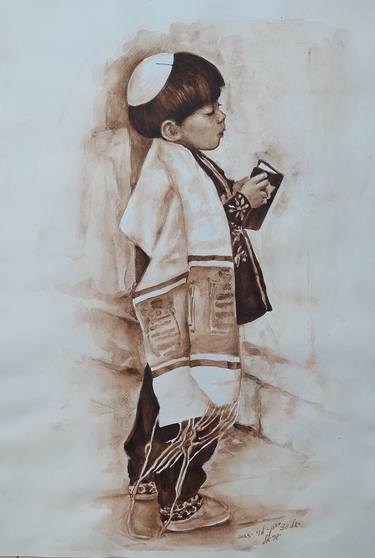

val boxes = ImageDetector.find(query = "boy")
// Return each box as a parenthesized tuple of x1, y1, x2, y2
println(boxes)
(120, 51, 272, 535)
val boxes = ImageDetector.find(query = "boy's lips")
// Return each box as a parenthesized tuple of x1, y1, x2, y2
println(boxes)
(218, 127, 226, 136)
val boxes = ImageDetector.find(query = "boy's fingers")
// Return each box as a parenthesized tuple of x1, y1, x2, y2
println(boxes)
(265, 185, 276, 198)
(251, 172, 268, 184)
(255, 179, 270, 190)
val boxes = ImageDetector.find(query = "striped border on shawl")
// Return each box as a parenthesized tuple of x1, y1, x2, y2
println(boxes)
(132, 272, 188, 304)
(190, 359, 240, 370)
(133, 258, 234, 303)
(152, 359, 190, 378)
(188, 254, 234, 269)
(191, 353, 240, 363)
(151, 354, 240, 378)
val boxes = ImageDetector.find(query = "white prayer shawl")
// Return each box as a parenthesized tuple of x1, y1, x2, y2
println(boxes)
(120, 139, 241, 426)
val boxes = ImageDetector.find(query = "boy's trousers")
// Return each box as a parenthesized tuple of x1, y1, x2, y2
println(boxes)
(124, 365, 219, 516)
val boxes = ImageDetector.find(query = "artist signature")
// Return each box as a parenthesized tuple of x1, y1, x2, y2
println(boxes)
(238, 517, 301, 545)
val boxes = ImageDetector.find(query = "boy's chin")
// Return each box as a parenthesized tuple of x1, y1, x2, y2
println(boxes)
(200, 138, 221, 151)
(176, 136, 222, 151)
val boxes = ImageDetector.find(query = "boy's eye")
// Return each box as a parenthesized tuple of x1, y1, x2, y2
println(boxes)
(206, 104, 220, 116)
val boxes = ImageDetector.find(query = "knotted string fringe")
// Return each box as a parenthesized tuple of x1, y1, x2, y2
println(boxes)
(125, 400, 238, 539)
(126, 411, 159, 540)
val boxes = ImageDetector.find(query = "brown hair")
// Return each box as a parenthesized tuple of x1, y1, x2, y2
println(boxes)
(128, 51, 225, 138)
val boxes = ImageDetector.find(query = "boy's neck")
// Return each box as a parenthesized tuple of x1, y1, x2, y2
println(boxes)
(160, 137, 200, 155)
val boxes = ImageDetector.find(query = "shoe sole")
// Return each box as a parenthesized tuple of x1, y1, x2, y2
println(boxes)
(166, 509, 230, 532)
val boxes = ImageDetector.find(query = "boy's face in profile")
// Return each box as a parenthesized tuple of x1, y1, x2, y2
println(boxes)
(162, 94, 226, 151)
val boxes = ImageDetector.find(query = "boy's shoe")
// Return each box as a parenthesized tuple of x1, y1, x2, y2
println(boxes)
(128, 480, 158, 501)
(126, 496, 161, 540)
(165, 495, 230, 532)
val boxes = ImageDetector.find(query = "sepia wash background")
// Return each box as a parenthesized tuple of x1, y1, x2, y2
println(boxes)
(1, 1, 374, 557)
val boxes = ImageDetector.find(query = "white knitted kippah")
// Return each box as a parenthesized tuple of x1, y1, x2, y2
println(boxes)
(127, 52, 174, 107)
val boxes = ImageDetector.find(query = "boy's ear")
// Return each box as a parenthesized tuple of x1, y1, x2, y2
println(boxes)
(160, 119, 182, 142)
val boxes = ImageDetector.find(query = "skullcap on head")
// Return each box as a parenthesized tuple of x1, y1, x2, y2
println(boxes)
(127, 52, 174, 107)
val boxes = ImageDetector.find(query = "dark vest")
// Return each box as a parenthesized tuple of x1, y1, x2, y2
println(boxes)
(190, 150, 272, 325)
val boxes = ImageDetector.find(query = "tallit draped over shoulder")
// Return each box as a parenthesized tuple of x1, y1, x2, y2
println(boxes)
(120, 139, 241, 426)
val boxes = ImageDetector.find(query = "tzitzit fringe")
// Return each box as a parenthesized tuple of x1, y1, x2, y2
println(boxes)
(125, 400, 238, 539)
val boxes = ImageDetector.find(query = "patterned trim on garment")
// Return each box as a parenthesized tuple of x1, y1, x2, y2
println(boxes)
(128, 480, 157, 496)
(230, 224, 249, 267)
(226, 193, 252, 268)
(226, 193, 251, 221)
(160, 494, 203, 523)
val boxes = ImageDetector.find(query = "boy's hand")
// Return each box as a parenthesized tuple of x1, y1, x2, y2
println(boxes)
(234, 173, 275, 208)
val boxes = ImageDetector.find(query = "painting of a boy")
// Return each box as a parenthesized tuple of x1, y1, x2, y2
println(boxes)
(120, 51, 273, 535)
